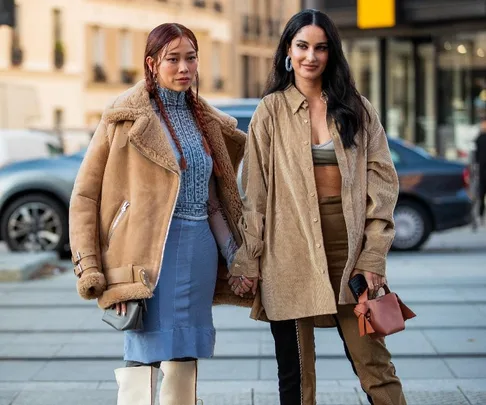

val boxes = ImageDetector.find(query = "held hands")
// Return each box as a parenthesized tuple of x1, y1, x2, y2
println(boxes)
(228, 274, 259, 297)
(350, 269, 386, 297)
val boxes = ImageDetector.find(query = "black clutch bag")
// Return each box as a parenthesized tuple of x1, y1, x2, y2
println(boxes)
(102, 300, 147, 331)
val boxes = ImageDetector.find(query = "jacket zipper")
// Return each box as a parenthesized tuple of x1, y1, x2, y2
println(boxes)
(129, 141, 180, 287)
(155, 177, 180, 286)
(108, 201, 130, 243)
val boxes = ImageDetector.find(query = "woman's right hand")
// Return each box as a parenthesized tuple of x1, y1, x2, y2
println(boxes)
(115, 302, 127, 316)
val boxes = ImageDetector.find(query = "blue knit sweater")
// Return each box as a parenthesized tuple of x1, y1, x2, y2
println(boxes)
(156, 86, 213, 220)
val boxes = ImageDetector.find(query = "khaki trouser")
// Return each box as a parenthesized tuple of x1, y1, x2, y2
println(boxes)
(269, 197, 406, 405)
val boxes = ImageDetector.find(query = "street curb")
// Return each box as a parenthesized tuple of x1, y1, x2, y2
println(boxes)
(0, 252, 59, 282)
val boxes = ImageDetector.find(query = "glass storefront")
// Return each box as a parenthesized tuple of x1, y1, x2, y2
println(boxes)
(437, 32, 486, 158)
(344, 30, 486, 158)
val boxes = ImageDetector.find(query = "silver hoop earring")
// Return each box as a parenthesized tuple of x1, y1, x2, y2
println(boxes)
(285, 56, 293, 72)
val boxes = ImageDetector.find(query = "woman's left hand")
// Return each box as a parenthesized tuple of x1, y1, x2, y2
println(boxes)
(228, 275, 258, 297)
(351, 269, 386, 297)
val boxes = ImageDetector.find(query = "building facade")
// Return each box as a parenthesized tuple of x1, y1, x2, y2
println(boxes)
(232, 0, 301, 98)
(305, 0, 486, 157)
(1, 0, 301, 146)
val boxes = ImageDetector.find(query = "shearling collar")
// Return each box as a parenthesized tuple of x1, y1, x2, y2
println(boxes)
(100, 80, 245, 177)
(102, 80, 239, 134)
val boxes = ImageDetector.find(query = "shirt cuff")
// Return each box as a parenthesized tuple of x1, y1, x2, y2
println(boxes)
(354, 252, 387, 276)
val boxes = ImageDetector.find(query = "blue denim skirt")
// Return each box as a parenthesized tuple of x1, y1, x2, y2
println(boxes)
(124, 217, 218, 363)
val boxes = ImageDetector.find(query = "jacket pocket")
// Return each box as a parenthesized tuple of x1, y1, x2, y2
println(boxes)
(107, 200, 130, 245)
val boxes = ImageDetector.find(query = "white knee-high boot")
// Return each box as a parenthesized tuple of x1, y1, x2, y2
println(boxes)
(115, 366, 159, 405)
(159, 360, 198, 405)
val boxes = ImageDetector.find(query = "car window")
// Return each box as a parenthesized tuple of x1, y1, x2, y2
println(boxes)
(390, 148, 401, 165)
(47, 143, 63, 156)
(235, 117, 251, 133)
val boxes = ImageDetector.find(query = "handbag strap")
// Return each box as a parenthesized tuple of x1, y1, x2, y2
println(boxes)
(354, 288, 375, 337)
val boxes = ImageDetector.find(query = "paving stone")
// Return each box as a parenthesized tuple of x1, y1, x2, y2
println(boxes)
(0, 391, 17, 405)
(444, 358, 486, 378)
(357, 390, 470, 405)
(394, 287, 467, 303)
(0, 361, 47, 382)
(11, 390, 116, 405)
(0, 308, 95, 332)
(404, 304, 486, 328)
(32, 360, 123, 382)
(0, 252, 58, 282)
(0, 344, 62, 359)
(54, 343, 123, 359)
(392, 358, 455, 379)
(0, 291, 87, 306)
(402, 391, 469, 405)
(0, 382, 98, 391)
(254, 391, 362, 405)
(196, 393, 251, 405)
(424, 329, 486, 354)
(463, 391, 486, 405)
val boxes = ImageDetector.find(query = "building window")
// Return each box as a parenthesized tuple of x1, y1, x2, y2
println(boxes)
(120, 30, 136, 84)
(213, 1, 223, 12)
(54, 108, 63, 130)
(92, 26, 107, 82)
(10, 4, 22, 66)
(212, 42, 224, 91)
(53, 9, 64, 69)
(54, 108, 65, 152)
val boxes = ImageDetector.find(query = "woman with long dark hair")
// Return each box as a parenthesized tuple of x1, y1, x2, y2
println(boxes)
(69, 23, 251, 404)
(228, 9, 406, 405)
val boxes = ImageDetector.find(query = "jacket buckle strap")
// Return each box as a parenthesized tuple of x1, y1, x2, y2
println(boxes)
(105, 265, 151, 288)
(72, 249, 98, 278)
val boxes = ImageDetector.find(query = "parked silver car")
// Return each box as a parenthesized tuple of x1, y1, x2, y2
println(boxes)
(0, 151, 84, 255)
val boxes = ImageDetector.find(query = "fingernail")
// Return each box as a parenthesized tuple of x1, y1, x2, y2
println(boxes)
(122, 312, 126, 317)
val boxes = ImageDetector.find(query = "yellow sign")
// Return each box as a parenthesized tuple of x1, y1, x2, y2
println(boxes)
(357, 0, 396, 29)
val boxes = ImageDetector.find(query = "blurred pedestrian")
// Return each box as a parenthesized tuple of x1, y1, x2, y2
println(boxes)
(475, 118, 486, 225)
(228, 9, 406, 405)
(69, 23, 251, 405)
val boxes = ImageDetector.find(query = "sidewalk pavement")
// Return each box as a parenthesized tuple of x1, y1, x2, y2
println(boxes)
(0, 227, 485, 404)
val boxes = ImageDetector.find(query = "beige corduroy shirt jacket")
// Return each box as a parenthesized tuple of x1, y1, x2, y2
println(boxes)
(229, 85, 399, 323)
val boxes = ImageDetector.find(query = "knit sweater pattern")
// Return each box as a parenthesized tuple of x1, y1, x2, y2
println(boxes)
(156, 86, 213, 220)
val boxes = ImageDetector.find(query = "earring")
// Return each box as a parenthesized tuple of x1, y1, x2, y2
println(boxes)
(285, 56, 293, 72)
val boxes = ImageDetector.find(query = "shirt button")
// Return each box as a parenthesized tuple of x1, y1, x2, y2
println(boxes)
(304, 119, 308, 123)
(310, 192, 315, 197)
(304, 140, 309, 145)
(316, 243, 321, 248)
(313, 218, 318, 223)
(308, 167, 312, 171)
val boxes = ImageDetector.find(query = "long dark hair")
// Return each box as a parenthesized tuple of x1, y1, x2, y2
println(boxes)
(144, 23, 220, 174)
(263, 9, 370, 148)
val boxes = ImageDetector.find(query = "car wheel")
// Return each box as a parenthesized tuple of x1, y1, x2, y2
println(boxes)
(392, 200, 432, 251)
(0, 194, 69, 255)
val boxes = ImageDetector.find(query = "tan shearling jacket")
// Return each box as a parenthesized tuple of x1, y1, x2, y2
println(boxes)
(69, 80, 252, 309)
(229, 85, 399, 322)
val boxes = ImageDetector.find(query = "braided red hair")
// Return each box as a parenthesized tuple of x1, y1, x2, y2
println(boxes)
(144, 23, 219, 174)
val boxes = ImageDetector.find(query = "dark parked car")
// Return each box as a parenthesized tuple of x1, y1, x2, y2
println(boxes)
(0, 105, 472, 254)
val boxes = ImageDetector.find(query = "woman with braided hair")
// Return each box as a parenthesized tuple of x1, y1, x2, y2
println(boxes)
(69, 23, 253, 404)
